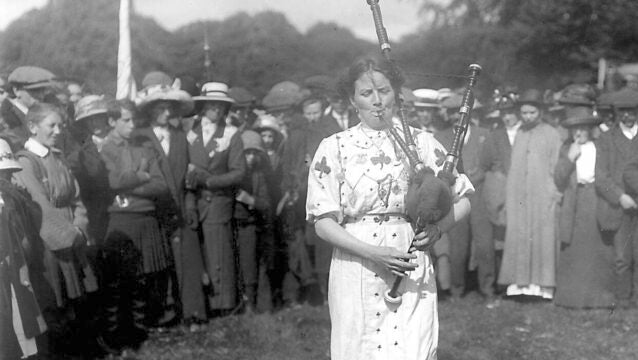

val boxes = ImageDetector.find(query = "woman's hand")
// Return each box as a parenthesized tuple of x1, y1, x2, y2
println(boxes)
(368, 246, 417, 277)
(567, 143, 581, 162)
(411, 224, 442, 252)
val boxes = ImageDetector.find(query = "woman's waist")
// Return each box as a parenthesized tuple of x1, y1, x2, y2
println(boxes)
(343, 212, 409, 225)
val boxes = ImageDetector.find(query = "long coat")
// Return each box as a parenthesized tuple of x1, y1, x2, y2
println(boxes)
(66, 136, 112, 245)
(479, 126, 513, 226)
(553, 143, 615, 308)
(498, 123, 562, 288)
(132, 126, 207, 319)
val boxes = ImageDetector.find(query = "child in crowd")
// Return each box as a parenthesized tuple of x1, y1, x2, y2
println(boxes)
(100, 99, 169, 350)
(234, 130, 273, 312)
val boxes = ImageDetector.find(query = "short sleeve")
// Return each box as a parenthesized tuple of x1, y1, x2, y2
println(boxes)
(306, 136, 343, 223)
(418, 131, 475, 200)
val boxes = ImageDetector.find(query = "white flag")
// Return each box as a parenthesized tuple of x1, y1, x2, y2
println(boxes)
(116, 0, 137, 100)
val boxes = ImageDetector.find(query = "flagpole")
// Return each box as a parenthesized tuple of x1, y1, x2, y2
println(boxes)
(116, 0, 137, 100)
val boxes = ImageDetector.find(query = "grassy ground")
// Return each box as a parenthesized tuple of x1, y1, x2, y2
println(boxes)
(127, 293, 638, 360)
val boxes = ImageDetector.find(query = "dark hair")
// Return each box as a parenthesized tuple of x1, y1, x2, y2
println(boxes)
(25, 103, 63, 126)
(106, 99, 136, 120)
(338, 55, 405, 100)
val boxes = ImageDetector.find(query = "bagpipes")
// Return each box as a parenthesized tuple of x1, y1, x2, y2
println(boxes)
(364, 0, 481, 304)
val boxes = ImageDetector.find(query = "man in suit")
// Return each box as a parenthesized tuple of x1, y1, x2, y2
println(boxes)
(134, 73, 207, 327)
(596, 90, 638, 308)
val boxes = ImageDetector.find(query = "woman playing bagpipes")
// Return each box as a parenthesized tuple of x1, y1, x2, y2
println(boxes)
(305, 55, 474, 359)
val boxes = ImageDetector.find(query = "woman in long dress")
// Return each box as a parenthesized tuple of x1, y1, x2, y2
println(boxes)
(553, 107, 615, 308)
(306, 56, 472, 360)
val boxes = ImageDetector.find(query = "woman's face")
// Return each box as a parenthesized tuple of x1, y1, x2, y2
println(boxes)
(350, 70, 395, 130)
(572, 125, 591, 144)
(150, 101, 174, 126)
(260, 130, 275, 150)
(203, 102, 227, 123)
(30, 112, 62, 147)
(244, 149, 260, 169)
(520, 104, 541, 125)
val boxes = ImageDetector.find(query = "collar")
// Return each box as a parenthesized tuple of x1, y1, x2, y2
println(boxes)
(24, 138, 51, 158)
(619, 121, 638, 139)
(105, 131, 127, 146)
(8, 98, 28, 115)
(201, 116, 218, 129)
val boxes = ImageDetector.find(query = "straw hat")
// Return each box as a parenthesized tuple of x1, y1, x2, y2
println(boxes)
(562, 106, 601, 127)
(193, 82, 236, 104)
(0, 138, 22, 172)
(413, 88, 440, 108)
(8, 66, 57, 90)
(75, 95, 108, 122)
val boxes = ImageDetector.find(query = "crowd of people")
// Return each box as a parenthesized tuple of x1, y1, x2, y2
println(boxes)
(1, 59, 638, 359)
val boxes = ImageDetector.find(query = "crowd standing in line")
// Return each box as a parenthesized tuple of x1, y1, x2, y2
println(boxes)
(1, 61, 638, 359)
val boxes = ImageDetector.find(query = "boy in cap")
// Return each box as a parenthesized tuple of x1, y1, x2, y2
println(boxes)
(1, 66, 57, 149)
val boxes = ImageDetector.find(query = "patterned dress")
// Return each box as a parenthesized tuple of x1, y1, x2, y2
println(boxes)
(306, 123, 472, 360)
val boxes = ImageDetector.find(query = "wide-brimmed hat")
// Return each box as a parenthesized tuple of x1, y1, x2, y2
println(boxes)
(8, 66, 57, 90)
(228, 87, 255, 108)
(0, 138, 22, 172)
(562, 106, 601, 127)
(262, 81, 304, 112)
(136, 82, 194, 117)
(517, 89, 545, 108)
(598, 88, 638, 109)
(557, 84, 596, 106)
(241, 130, 265, 153)
(413, 88, 440, 108)
(193, 82, 236, 105)
(75, 95, 108, 122)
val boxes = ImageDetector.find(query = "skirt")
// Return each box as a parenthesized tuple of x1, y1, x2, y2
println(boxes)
(105, 213, 171, 275)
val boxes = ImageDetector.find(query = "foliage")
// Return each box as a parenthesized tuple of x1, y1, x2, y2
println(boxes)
(0, 0, 370, 97)
(412, 0, 638, 91)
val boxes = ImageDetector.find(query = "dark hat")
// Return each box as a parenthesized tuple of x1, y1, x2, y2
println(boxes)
(400, 87, 417, 104)
(262, 81, 304, 112)
(557, 84, 596, 106)
(441, 94, 463, 109)
(8, 66, 57, 89)
(562, 106, 601, 127)
(142, 71, 173, 89)
(517, 89, 545, 108)
(241, 130, 265, 152)
(229, 87, 256, 108)
(598, 88, 638, 109)
(303, 75, 336, 96)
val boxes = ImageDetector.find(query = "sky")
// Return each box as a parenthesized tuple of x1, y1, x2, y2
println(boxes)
(0, 0, 425, 42)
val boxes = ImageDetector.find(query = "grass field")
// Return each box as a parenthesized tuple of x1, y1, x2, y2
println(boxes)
(128, 293, 638, 360)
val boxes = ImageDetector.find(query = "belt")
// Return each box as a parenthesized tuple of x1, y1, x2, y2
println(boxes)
(345, 212, 408, 225)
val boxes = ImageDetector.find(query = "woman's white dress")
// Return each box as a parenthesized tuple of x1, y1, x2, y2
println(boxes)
(306, 123, 472, 360)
